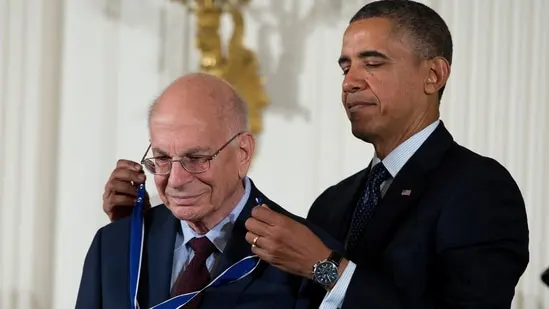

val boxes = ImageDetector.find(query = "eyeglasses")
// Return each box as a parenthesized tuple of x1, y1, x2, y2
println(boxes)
(140, 132, 244, 175)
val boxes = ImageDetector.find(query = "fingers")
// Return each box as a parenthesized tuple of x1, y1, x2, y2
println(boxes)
(245, 217, 271, 238)
(245, 232, 259, 247)
(105, 187, 148, 222)
(107, 179, 139, 197)
(108, 206, 134, 222)
(245, 231, 271, 250)
(245, 217, 281, 253)
(109, 165, 146, 185)
(250, 205, 279, 226)
(250, 240, 270, 259)
(110, 194, 138, 207)
(245, 231, 275, 263)
(103, 159, 149, 221)
(116, 159, 142, 171)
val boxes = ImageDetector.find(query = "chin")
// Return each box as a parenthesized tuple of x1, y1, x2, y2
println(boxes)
(351, 124, 375, 144)
(169, 204, 211, 222)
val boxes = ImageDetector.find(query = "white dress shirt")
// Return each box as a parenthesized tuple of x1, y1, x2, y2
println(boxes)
(170, 177, 251, 287)
(319, 120, 440, 309)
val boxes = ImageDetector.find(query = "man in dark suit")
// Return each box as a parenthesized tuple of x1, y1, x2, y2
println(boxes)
(243, 1, 529, 308)
(76, 73, 338, 309)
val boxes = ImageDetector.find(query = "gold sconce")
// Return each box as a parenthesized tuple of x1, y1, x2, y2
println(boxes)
(174, 0, 268, 135)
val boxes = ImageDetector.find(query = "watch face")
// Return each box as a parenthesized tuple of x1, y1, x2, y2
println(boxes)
(314, 261, 338, 285)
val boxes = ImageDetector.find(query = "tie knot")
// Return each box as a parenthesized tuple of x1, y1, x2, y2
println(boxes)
(369, 163, 391, 185)
(188, 237, 217, 257)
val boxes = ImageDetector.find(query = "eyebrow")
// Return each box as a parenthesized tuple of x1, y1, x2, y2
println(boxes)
(338, 50, 390, 66)
(152, 147, 212, 157)
(151, 148, 169, 157)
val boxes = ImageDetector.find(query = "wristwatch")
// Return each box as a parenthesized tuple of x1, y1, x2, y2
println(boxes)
(312, 251, 343, 288)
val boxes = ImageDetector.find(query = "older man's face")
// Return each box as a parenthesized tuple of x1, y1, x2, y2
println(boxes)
(149, 91, 251, 227)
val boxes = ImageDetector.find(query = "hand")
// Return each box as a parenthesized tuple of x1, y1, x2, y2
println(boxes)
(244, 205, 332, 279)
(102, 159, 151, 222)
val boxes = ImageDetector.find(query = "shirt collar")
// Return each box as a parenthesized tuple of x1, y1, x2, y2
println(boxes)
(179, 176, 251, 253)
(372, 120, 440, 177)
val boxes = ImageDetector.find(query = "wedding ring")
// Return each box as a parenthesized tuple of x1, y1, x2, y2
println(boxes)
(252, 236, 259, 247)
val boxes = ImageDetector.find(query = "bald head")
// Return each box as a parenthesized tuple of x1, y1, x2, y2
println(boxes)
(149, 72, 248, 134)
(149, 73, 255, 225)
(146, 73, 256, 227)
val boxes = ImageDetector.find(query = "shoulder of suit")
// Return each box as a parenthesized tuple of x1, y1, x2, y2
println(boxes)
(264, 197, 293, 217)
(442, 143, 516, 181)
(99, 204, 171, 236)
(316, 141, 516, 195)
(412, 142, 522, 203)
(259, 194, 309, 225)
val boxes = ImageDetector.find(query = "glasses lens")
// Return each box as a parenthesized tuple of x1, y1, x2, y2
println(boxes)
(143, 157, 211, 174)
(142, 159, 156, 174)
(144, 158, 172, 175)
(181, 157, 210, 173)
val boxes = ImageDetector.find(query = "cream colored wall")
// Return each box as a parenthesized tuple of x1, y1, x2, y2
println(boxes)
(1, 0, 548, 308)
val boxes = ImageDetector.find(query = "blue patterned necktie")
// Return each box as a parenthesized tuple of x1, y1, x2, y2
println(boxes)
(346, 162, 392, 252)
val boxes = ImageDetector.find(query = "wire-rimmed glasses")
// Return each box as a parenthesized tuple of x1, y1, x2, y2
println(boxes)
(140, 131, 244, 175)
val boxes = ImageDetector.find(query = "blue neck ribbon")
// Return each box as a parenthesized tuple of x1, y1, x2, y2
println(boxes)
(129, 183, 261, 309)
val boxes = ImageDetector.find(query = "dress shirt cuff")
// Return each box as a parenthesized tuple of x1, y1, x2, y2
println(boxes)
(319, 261, 357, 309)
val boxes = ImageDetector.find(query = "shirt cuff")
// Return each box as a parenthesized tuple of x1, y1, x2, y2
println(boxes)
(319, 261, 357, 309)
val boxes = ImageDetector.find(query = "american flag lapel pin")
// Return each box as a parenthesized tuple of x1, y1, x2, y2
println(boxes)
(401, 189, 412, 196)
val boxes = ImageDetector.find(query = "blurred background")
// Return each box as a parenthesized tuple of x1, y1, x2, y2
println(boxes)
(1, 0, 548, 308)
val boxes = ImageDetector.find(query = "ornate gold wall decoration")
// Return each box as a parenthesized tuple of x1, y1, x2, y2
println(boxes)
(175, 0, 268, 135)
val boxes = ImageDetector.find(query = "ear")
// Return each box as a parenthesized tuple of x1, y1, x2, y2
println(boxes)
(424, 57, 451, 96)
(237, 132, 255, 178)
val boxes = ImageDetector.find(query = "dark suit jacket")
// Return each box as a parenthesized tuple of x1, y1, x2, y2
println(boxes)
(76, 180, 330, 309)
(306, 122, 529, 309)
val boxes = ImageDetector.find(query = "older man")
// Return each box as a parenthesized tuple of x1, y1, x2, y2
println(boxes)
(75, 73, 337, 309)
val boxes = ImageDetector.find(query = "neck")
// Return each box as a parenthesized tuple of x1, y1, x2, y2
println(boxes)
(374, 112, 438, 159)
(187, 180, 246, 235)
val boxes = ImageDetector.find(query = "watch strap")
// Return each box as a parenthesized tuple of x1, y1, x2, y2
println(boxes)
(327, 251, 343, 265)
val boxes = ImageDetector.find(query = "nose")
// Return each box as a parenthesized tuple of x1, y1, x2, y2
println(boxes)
(342, 69, 368, 93)
(167, 161, 194, 189)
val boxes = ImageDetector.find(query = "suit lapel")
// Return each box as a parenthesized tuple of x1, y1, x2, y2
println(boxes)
(355, 123, 455, 259)
(211, 186, 260, 278)
(144, 207, 178, 306)
(208, 183, 265, 308)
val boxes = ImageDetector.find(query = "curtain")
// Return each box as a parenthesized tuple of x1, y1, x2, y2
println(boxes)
(1, 0, 547, 308)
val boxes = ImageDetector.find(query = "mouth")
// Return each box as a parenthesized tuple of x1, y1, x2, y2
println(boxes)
(169, 193, 205, 206)
(346, 101, 376, 112)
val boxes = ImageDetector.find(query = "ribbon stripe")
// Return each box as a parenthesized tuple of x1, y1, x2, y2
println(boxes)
(129, 183, 260, 309)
